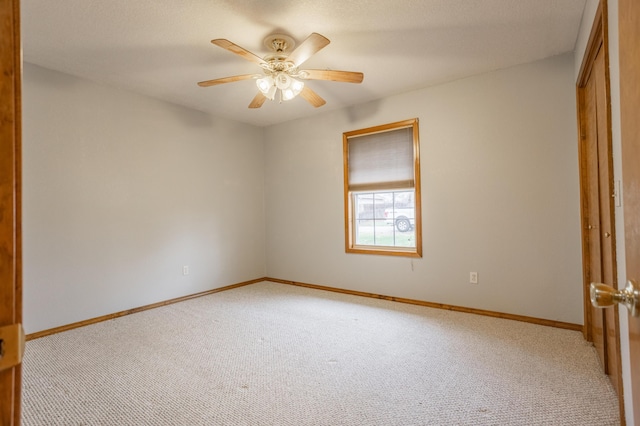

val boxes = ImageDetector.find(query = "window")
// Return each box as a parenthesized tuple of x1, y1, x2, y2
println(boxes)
(343, 118, 421, 257)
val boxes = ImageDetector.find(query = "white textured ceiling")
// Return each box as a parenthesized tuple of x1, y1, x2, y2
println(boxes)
(22, 0, 587, 127)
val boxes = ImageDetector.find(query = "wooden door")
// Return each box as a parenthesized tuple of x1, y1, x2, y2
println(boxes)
(0, 0, 23, 424)
(593, 44, 622, 397)
(618, 0, 640, 421)
(582, 48, 606, 368)
(576, 0, 623, 404)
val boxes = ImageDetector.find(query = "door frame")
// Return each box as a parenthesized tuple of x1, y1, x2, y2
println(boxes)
(0, 0, 22, 424)
(575, 0, 625, 419)
(577, 0, 614, 342)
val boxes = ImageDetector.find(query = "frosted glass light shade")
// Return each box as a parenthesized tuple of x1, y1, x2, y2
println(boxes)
(282, 78, 304, 101)
(275, 73, 291, 90)
(257, 73, 303, 102)
(256, 76, 277, 100)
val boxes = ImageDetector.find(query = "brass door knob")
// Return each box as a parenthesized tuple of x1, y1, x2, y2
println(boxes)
(590, 280, 640, 317)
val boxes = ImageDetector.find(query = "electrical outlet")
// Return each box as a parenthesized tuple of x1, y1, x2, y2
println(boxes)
(470, 272, 478, 284)
(182, 265, 189, 276)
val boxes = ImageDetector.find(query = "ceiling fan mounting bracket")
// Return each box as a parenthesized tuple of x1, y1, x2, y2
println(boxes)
(264, 34, 295, 54)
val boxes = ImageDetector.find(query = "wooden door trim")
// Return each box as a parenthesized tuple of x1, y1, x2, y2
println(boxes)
(577, 0, 610, 341)
(575, 0, 625, 422)
(577, 0, 620, 342)
(0, 0, 22, 424)
(577, 1, 607, 83)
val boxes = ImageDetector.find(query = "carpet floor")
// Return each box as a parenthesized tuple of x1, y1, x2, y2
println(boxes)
(22, 281, 619, 425)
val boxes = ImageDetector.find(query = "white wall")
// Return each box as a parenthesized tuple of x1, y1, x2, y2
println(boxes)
(575, 0, 634, 424)
(24, 54, 583, 332)
(265, 53, 583, 324)
(22, 63, 266, 334)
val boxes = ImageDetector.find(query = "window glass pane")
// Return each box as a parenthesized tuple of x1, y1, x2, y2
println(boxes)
(353, 190, 415, 248)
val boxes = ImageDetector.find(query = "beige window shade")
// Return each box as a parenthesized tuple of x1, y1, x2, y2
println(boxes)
(348, 127, 414, 191)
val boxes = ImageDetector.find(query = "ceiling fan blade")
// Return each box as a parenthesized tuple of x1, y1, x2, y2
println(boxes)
(248, 92, 267, 109)
(286, 33, 330, 67)
(299, 86, 326, 108)
(301, 69, 364, 84)
(197, 74, 256, 87)
(211, 39, 266, 65)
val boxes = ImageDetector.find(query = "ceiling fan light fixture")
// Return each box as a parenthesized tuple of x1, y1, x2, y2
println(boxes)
(256, 76, 277, 100)
(256, 75, 273, 93)
(265, 84, 277, 101)
(281, 76, 304, 101)
(284, 78, 304, 100)
(282, 88, 295, 101)
(275, 72, 291, 90)
(291, 78, 304, 92)
(257, 72, 304, 102)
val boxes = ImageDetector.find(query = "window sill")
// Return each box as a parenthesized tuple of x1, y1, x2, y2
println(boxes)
(346, 245, 422, 258)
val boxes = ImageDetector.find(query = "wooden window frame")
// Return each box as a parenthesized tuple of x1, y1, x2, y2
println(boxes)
(343, 118, 422, 257)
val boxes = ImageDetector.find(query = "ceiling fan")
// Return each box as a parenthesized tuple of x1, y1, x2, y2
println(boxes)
(197, 33, 364, 109)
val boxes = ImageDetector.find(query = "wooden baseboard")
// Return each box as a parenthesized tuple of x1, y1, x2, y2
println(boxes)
(265, 277, 583, 332)
(25, 278, 265, 341)
(27, 276, 582, 341)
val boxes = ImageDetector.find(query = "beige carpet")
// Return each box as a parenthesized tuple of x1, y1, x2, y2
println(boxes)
(22, 281, 619, 425)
